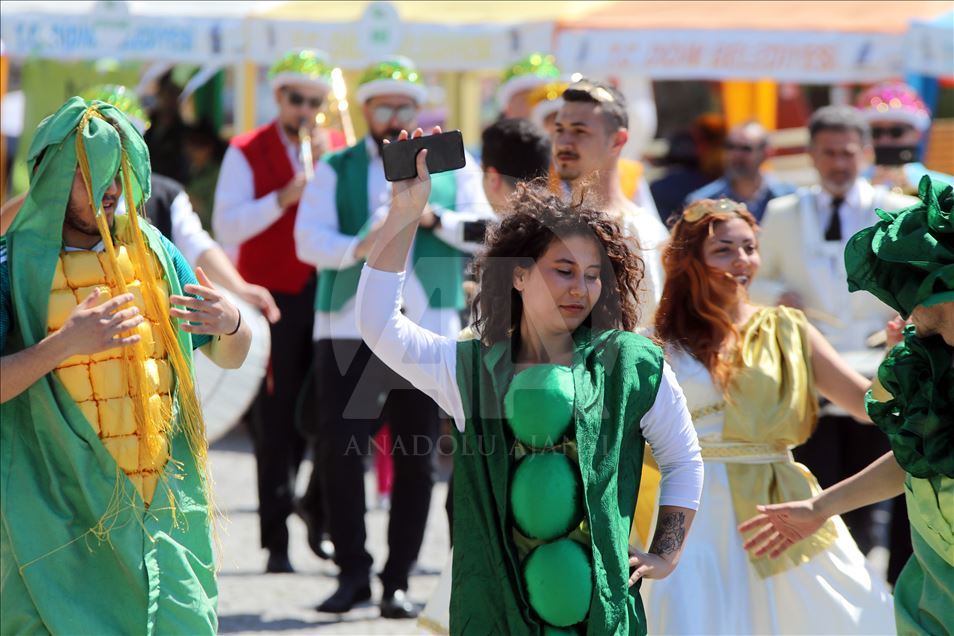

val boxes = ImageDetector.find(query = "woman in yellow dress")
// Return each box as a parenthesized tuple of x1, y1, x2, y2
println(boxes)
(643, 198, 896, 634)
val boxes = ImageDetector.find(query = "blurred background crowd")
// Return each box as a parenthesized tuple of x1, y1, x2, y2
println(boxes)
(1, 0, 952, 212)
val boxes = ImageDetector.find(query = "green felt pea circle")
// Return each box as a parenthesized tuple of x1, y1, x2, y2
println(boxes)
(504, 364, 574, 449)
(523, 538, 593, 627)
(510, 452, 584, 541)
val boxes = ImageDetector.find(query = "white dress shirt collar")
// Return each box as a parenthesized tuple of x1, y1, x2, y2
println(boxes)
(816, 178, 869, 210)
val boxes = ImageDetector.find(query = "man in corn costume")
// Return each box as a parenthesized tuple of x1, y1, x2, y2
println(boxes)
(0, 97, 251, 634)
(742, 174, 953, 635)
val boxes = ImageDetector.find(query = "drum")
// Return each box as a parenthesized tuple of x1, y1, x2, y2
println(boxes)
(193, 289, 270, 442)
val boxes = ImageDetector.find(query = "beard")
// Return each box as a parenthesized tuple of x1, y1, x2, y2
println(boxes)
(372, 128, 403, 152)
(64, 197, 114, 239)
(556, 165, 582, 182)
(282, 123, 300, 140)
(64, 202, 101, 236)
(724, 163, 759, 181)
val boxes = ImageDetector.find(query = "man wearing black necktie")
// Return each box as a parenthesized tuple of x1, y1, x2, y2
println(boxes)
(824, 196, 844, 242)
(750, 105, 918, 556)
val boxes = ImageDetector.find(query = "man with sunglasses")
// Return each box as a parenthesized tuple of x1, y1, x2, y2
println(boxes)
(685, 121, 794, 223)
(295, 56, 488, 619)
(212, 50, 341, 575)
(856, 81, 952, 195)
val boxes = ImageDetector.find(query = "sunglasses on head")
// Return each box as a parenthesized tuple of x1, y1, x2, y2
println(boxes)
(682, 198, 748, 223)
(724, 142, 763, 153)
(872, 125, 912, 140)
(372, 104, 417, 126)
(285, 89, 323, 109)
(565, 81, 618, 104)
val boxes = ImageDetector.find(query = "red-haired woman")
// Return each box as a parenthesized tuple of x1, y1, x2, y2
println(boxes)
(643, 199, 895, 633)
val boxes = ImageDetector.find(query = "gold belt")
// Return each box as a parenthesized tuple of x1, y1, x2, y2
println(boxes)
(697, 436, 792, 463)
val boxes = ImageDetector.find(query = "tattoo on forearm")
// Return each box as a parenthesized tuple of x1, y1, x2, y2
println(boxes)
(649, 511, 687, 557)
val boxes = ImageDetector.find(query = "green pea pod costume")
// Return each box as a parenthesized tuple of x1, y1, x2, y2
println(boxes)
(450, 328, 663, 635)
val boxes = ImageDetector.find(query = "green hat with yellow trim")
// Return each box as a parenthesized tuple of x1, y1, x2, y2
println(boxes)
(80, 84, 150, 133)
(268, 49, 333, 94)
(355, 56, 427, 104)
(845, 174, 954, 318)
(498, 53, 561, 110)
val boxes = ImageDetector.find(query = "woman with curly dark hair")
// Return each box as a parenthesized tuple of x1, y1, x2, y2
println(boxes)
(643, 198, 895, 634)
(356, 128, 703, 635)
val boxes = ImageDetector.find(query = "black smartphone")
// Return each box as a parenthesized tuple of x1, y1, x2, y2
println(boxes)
(462, 220, 488, 243)
(874, 145, 919, 167)
(382, 130, 466, 182)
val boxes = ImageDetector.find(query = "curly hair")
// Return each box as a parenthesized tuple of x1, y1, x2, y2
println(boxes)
(654, 199, 759, 393)
(471, 184, 644, 346)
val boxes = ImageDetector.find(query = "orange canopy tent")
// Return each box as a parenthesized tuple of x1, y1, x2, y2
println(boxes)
(554, 1, 953, 128)
(555, 1, 952, 82)
(557, 1, 950, 33)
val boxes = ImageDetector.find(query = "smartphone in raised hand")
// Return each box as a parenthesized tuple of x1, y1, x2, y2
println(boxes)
(382, 130, 466, 182)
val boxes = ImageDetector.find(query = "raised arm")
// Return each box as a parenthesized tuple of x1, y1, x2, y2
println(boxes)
(356, 266, 462, 428)
(629, 364, 703, 584)
(357, 126, 465, 429)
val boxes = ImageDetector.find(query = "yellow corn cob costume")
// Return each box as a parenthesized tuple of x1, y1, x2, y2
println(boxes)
(48, 243, 174, 504)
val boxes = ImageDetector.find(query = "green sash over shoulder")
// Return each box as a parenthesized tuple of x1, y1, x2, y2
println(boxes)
(318, 139, 464, 312)
(0, 97, 215, 636)
(450, 328, 664, 635)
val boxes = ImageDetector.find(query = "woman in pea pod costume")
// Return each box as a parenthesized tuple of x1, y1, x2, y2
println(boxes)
(742, 175, 953, 636)
(356, 128, 704, 635)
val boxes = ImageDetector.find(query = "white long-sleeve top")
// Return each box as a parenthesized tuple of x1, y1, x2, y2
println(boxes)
(212, 123, 302, 250)
(618, 205, 670, 326)
(357, 265, 704, 510)
(117, 190, 216, 267)
(295, 136, 492, 341)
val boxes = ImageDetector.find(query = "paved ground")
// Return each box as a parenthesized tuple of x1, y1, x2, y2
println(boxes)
(210, 425, 449, 635)
(209, 425, 890, 636)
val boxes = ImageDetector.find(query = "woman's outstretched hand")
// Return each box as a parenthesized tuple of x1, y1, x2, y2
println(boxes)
(738, 499, 827, 558)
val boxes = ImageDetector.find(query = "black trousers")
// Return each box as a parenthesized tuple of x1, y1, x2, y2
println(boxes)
(247, 277, 321, 554)
(887, 494, 912, 585)
(793, 413, 891, 554)
(312, 339, 439, 593)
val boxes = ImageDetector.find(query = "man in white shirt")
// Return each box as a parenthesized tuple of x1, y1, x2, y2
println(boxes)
(751, 105, 917, 554)
(212, 50, 336, 574)
(553, 79, 670, 325)
(294, 56, 490, 618)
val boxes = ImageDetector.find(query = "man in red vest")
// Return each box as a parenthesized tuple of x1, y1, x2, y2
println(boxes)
(213, 50, 340, 573)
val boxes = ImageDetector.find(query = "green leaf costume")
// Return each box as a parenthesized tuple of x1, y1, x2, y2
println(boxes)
(845, 175, 953, 636)
(0, 98, 216, 635)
